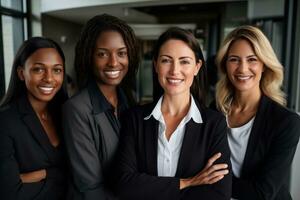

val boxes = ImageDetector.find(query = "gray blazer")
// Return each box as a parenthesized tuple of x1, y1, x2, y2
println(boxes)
(63, 81, 127, 200)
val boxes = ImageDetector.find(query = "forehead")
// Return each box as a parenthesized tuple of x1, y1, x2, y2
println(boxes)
(26, 48, 63, 63)
(159, 39, 194, 57)
(95, 30, 126, 48)
(228, 39, 255, 55)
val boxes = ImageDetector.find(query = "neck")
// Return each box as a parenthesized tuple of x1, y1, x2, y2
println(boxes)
(27, 94, 49, 119)
(97, 83, 118, 108)
(161, 92, 190, 116)
(232, 89, 261, 112)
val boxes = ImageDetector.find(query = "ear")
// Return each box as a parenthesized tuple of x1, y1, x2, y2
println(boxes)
(194, 59, 202, 76)
(17, 66, 25, 81)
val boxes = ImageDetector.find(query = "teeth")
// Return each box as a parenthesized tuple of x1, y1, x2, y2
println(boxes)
(236, 76, 251, 80)
(39, 86, 54, 94)
(167, 79, 182, 84)
(104, 70, 121, 78)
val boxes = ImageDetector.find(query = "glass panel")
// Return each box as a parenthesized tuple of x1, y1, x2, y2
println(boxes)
(1, 0, 23, 12)
(2, 15, 24, 90)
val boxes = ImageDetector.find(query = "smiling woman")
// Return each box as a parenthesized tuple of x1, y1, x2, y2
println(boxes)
(215, 25, 300, 200)
(114, 27, 232, 200)
(62, 14, 140, 200)
(0, 37, 68, 199)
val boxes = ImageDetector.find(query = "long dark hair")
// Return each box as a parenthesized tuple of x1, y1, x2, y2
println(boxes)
(152, 27, 208, 106)
(74, 14, 140, 104)
(0, 37, 68, 112)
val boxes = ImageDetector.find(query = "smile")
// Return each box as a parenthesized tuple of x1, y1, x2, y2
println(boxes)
(235, 75, 252, 81)
(104, 70, 121, 78)
(167, 78, 183, 84)
(38, 86, 54, 94)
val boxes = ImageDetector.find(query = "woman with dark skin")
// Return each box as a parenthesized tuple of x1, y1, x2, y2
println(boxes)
(114, 27, 231, 200)
(62, 14, 139, 200)
(215, 25, 300, 200)
(0, 37, 68, 200)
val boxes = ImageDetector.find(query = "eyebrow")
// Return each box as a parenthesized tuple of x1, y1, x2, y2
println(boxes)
(228, 55, 257, 58)
(159, 55, 193, 59)
(33, 62, 63, 66)
(96, 47, 127, 51)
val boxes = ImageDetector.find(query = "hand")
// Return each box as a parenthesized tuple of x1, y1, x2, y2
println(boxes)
(180, 153, 229, 189)
(20, 169, 46, 183)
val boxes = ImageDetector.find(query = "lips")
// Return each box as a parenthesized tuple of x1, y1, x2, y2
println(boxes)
(235, 75, 252, 81)
(167, 78, 183, 85)
(104, 70, 121, 78)
(38, 86, 55, 94)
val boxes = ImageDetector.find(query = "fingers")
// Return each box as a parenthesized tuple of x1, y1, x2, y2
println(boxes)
(204, 152, 221, 170)
(206, 163, 228, 175)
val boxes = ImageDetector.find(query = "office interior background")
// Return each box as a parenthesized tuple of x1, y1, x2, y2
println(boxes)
(0, 0, 299, 198)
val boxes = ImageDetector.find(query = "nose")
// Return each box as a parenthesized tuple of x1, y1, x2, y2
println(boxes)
(169, 61, 180, 75)
(108, 53, 118, 67)
(43, 69, 54, 82)
(238, 59, 248, 73)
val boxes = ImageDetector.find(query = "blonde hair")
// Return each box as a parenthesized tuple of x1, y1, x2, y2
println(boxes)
(215, 25, 286, 114)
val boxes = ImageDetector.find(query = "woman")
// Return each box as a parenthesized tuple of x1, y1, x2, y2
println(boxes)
(114, 27, 231, 200)
(62, 14, 139, 199)
(215, 25, 300, 199)
(0, 37, 68, 199)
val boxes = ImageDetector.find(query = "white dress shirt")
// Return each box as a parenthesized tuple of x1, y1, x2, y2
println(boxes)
(144, 95, 202, 177)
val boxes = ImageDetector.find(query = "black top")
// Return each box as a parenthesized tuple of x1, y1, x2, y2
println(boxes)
(0, 95, 67, 200)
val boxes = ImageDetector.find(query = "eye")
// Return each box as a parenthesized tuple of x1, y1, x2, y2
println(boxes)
(53, 67, 63, 74)
(31, 66, 45, 74)
(96, 51, 109, 58)
(118, 51, 127, 57)
(228, 57, 240, 63)
(161, 58, 172, 64)
(248, 57, 258, 62)
(180, 59, 191, 65)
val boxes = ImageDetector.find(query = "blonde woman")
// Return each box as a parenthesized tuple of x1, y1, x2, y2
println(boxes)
(215, 25, 300, 200)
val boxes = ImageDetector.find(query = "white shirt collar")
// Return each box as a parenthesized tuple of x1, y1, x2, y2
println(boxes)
(144, 95, 202, 124)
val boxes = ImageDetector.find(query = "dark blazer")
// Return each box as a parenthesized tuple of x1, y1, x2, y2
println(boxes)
(114, 101, 232, 200)
(231, 95, 300, 200)
(0, 95, 67, 200)
(63, 81, 127, 200)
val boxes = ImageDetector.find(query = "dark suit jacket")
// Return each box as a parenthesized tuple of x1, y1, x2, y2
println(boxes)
(63, 81, 127, 200)
(114, 101, 232, 200)
(231, 95, 300, 200)
(0, 95, 67, 200)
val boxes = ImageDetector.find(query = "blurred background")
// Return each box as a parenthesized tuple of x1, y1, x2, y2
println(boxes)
(0, 0, 299, 198)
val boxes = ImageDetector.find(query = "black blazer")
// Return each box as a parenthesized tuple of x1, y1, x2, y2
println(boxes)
(231, 95, 300, 200)
(0, 95, 67, 200)
(114, 101, 232, 200)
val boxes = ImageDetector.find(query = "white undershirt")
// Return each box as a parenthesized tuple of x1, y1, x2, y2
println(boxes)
(227, 116, 255, 178)
(144, 95, 202, 177)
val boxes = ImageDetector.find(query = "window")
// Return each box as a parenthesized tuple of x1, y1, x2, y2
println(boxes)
(0, 0, 29, 99)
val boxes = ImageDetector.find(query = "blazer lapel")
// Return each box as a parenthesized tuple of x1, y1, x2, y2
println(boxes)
(175, 120, 201, 177)
(144, 117, 159, 175)
(18, 96, 54, 161)
(241, 95, 269, 177)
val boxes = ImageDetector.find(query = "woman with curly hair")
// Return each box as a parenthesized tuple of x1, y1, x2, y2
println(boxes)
(215, 25, 300, 200)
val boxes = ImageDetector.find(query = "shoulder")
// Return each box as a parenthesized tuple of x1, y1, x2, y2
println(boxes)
(63, 88, 91, 112)
(263, 96, 300, 123)
(122, 103, 156, 120)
